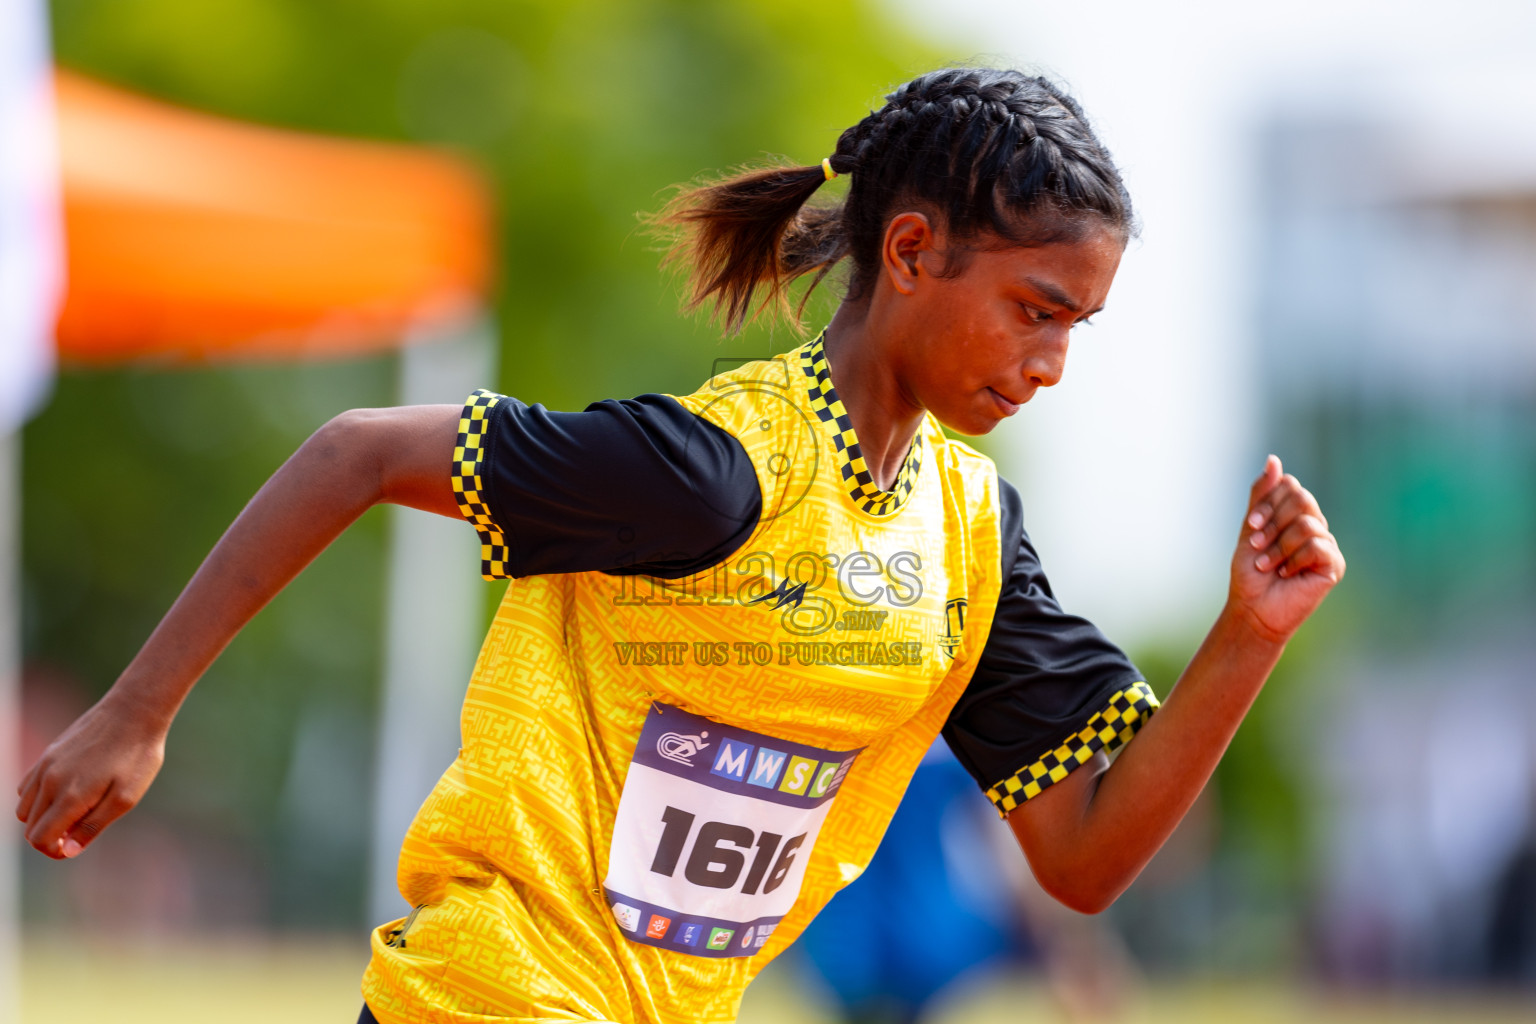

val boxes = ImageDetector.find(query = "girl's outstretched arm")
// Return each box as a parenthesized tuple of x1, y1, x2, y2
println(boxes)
(1008, 455, 1345, 913)
(14, 404, 463, 860)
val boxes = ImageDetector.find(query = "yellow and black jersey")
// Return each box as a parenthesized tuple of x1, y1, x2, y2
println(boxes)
(361, 332, 1158, 1024)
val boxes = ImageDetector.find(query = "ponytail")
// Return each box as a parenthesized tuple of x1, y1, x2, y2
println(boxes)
(652, 163, 848, 335)
(654, 68, 1133, 336)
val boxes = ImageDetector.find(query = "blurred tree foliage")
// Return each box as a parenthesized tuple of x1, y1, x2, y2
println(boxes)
(27, 0, 935, 928)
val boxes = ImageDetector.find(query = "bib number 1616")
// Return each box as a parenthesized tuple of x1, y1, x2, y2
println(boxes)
(649, 806, 806, 895)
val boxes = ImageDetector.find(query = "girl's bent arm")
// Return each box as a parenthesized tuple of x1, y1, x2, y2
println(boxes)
(1008, 456, 1345, 913)
(14, 404, 463, 859)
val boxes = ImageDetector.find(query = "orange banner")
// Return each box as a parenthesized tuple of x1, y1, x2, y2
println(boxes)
(54, 71, 493, 364)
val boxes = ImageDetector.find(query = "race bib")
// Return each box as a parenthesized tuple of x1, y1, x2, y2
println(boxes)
(603, 703, 860, 958)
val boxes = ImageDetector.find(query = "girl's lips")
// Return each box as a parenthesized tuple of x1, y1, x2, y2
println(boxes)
(988, 387, 1021, 416)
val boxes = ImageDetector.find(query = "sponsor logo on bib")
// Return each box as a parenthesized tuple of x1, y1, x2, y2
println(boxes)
(656, 730, 711, 767)
(612, 903, 640, 932)
(604, 703, 861, 959)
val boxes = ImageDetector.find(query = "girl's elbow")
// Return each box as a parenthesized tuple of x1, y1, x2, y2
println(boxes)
(304, 409, 389, 502)
(1034, 865, 1128, 916)
(1054, 885, 1118, 916)
(317, 407, 382, 449)
(318, 405, 462, 517)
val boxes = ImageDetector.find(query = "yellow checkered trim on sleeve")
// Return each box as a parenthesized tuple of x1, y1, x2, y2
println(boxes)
(452, 389, 513, 580)
(985, 681, 1159, 816)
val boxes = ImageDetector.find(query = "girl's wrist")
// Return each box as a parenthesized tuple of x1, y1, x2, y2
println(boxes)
(100, 673, 179, 740)
(1215, 599, 1291, 654)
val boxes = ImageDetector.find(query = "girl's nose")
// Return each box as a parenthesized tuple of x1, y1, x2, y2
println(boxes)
(1023, 331, 1068, 388)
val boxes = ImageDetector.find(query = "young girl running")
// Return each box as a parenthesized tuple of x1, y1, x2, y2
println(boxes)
(16, 68, 1344, 1024)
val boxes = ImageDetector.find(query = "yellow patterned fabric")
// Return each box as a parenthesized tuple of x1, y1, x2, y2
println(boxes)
(361, 340, 1007, 1024)
(983, 681, 1159, 815)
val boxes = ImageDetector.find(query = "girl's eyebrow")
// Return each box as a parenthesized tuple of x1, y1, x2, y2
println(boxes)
(1022, 275, 1104, 318)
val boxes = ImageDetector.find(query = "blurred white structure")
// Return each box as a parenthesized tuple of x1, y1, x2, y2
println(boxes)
(369, 317, 497, 927)
(1320, 655, 1536, 979)
(1258, 71, 1536, 981)
(0, 1, 60, 1020)
(0, 3, 56, 432)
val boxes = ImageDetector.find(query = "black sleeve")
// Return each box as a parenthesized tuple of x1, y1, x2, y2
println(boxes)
(452, 390, 762, 580)
(942, 478, 1158, 816)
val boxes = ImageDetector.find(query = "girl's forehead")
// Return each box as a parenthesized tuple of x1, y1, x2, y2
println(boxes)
(974, 229, 1124, 290)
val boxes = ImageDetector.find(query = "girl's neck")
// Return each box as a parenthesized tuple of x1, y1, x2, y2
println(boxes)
(821, 302, 927, 493)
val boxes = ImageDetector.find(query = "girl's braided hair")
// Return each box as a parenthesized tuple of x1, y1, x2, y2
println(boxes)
(655, 67, 1135, 333)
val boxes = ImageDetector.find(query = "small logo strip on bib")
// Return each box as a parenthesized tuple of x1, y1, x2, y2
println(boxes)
(604, 703, 861, 958)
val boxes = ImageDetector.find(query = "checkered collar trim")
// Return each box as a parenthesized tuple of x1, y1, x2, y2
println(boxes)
(799, 329, 924, 517)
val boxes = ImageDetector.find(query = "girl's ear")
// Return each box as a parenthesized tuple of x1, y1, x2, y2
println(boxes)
(881, 212, 936, 296)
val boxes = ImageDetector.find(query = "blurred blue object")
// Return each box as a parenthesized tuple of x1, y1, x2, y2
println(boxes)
(797, 742, 1024, 1023)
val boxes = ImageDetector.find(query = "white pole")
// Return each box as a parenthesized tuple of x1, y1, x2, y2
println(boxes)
(0, 1, 61, 1019)
(369, 314, 498, 928)
(0, 436, 20, 1024)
